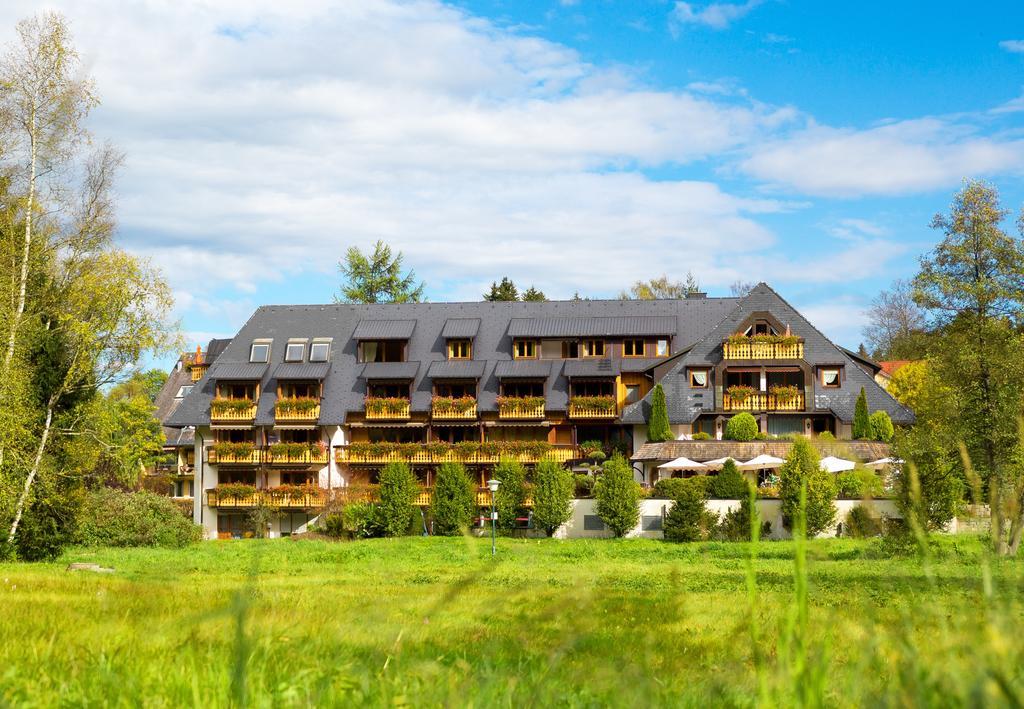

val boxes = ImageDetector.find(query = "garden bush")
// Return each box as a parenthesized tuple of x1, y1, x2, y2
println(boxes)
(653, 476, 710, 499)
(870, 410, 894, 442)
(595, 454, 640, 537)
(817, 431, 836, 441)
(532, 460, 574, 536)
(430, 462, 476, 536)
(714, 493, 762, 542)
(493, 458, 528, 534)
(709, 459, 750, 499)
(76, 488, 201, 548)
(573, 473, 596, 498)
(835, 467, 885, 499)
(691, 432, 712, 440)
(663, 484, 716, 542)
(845, 504, 884, 538)
(377, 461, 418, 537)
(724, 412, 758, 441)
(779, 437, 837, 536)
(319, 501, 377, 539)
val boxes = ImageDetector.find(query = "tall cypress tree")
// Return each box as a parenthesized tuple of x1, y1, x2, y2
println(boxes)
(647, 383, 673, 442)
(852, 387, 871, 439)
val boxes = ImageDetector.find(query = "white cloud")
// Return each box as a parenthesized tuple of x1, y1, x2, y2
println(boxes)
(739, 118, 1024, 197)
(670, 0, 763, 33)
(999, 40, 1024, 53)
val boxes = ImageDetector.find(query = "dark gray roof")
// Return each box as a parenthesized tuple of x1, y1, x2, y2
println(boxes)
(494, 360, 553, 379)
(507, 315, 676, 338)
(360, 361, 420, 380)
(155, 337, 232, 443)
(427, 360, 487, 379)
(273, 362, 331, 380)
(352, 319, 416, 340)
(166, 296, 740, 426)
(564, 359, 620, 377)
(620, 283, 915, 426)
(210, 363, 269, 380)
(620, 357, 666, 372)
(441, 318, 481, 339)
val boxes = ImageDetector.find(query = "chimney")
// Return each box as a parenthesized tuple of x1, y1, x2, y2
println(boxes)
(685, 291, 707, 299)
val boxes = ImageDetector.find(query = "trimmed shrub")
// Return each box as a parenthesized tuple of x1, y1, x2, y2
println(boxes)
(647, 384, 673, 442)
(817, 431, 836, 441)
(869, 410, 894, 443)
(573, 473, 596, 498)
(724, 412, 759, 442)
(77, 488, 201, 548)
(835, 467, 885, 499)
(653, 476, 710, 500)
(377, 462, 418, 537)
(430, 462, 476, 536)
(532, 460, 574, 536)
(779, 437, 837, 536)
(845, 504, 884, 538)
(715, 494, 761, 542)
(320, 501, 377, 539)
(709, 459, 750, 499)
(853, 387, 871, 439)
(595, 454, 641, 537)
(663, 484, 716, 542)
(493, 458, 528, 534)
(691, 432, 712, 440)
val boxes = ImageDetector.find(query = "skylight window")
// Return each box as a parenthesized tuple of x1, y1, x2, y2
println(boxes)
(285, 342, 305, 362)
(175, 385, 193, 399)
(250, 341, 271, 363)
(310, 341, 331, 362)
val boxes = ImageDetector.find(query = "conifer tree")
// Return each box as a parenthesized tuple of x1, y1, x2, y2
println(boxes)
(647, 384, 673, 442)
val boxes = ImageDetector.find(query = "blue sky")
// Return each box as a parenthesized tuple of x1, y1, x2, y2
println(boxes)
(1, 0, 1022, 363)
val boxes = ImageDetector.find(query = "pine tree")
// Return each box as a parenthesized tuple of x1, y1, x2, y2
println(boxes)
(335, 240, 425, 304)
(483, 277, 518, 301)
(853, 387, 871, 439)
(647, 384, 673, 442)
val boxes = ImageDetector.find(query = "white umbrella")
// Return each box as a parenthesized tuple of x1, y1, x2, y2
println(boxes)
(657, 456, 708, 471)
(819, 455, 856, 473)
(702, 457, 736, 470)
(737, 454, 786, 470)
(864, 457, 901, 469)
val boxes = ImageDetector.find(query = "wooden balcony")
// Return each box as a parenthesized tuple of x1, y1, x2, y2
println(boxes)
(207, 489, 325, 509)
(274, 401, 321, 424)
(498, 401, 545, 420)
(431, 400, 478, 420)
(364, 399, 411, 420)
(335, 486, 527, 508)
(723, 392, 806, 412)
(335, 444, 580, 465)
(265, 446, 330, 466)
(723, 339, 804, 360)
(190, 364, 208, 382)
(207, 447, 263, 465)
(210, 400, 257, 424)
(568, 398, 618, 419)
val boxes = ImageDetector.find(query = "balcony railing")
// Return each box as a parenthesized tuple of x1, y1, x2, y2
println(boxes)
(568, 397, 618, 419)
(497, 400, 545, 420)
(190, 364, 208, 382)
(333, 485, 527, 508)
(207, 489, 325, 509)
(207, 447, 263, 465)
(274, 401, 321, 424)
(336, 443, 580, 465)
(431, 400, 478, 420)
(265, 445, 330, 466)
(723, 339, 804, 360)
(723, 392, 806, 412)
(364, 398, 411, 420)
(210, 399, 257, 424)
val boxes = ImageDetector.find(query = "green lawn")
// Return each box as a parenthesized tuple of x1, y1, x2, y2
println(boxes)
(1, 535, 1022, 706)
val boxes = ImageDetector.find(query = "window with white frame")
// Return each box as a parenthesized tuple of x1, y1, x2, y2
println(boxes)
(250, 340, 271, 363)
(310, 340, 331, 362)
(285, 341, 306, 362)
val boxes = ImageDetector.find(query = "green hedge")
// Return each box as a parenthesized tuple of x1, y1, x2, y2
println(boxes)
(76, 488, 202, 548)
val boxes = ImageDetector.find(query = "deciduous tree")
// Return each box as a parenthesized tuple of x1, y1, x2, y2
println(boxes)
(619, 272, 700, 300)
(862, 279, 930, 360)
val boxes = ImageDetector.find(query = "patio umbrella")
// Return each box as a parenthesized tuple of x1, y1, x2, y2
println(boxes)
(864, 457, 901, 469)
(737, 454, 786, 470)
(819, 455, 856, 473)
(658, 456, 708, 471)
(701, 457, 737, 470)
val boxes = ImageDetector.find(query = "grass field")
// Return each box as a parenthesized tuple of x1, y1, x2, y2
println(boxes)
(1, 535, 1022, 707)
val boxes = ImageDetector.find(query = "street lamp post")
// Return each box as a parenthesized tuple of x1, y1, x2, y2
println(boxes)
(486, 478, 500, 557)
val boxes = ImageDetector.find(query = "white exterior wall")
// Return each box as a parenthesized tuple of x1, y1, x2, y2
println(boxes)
(554, 497, 901, 540)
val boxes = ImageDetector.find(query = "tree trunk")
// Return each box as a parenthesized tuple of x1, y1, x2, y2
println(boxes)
(6, 395, 54, 549)
(3, 103, 37, 378)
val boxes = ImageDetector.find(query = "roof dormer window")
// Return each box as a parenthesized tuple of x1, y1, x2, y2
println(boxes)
(250, 340, 271, 363)
(285, 341, 306, 362)
(448, 339, 471, 359)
